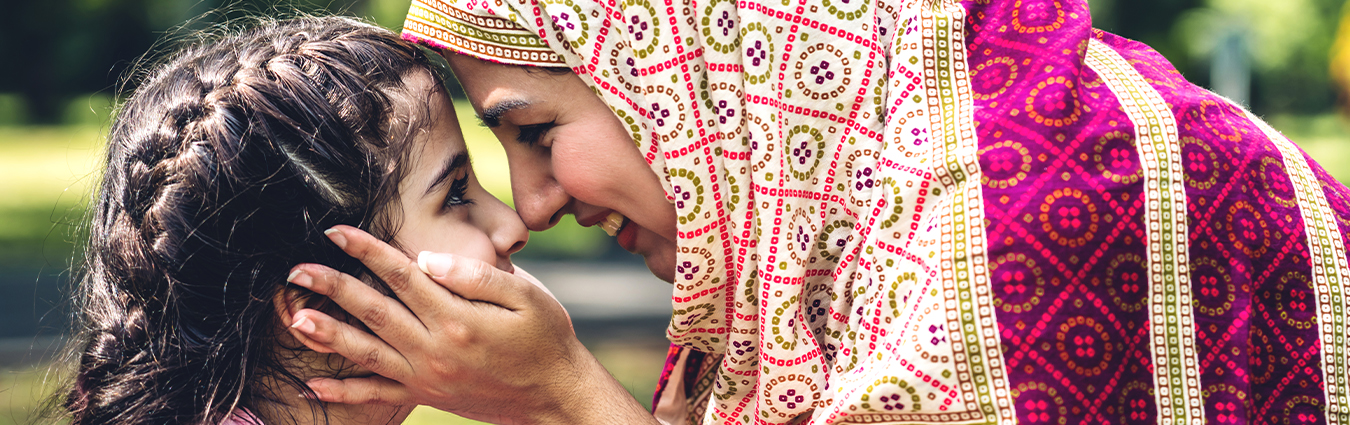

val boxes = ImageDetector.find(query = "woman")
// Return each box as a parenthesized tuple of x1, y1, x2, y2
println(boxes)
(62, 16, 539, 424)
(285, 0, 1350, 423)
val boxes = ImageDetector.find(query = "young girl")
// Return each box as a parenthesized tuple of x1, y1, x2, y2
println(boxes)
(63, 16, 528, 424)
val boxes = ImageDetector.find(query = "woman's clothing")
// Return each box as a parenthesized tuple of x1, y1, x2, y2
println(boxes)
(403, 0, 1350, 423)
(221, 409, 262, 425)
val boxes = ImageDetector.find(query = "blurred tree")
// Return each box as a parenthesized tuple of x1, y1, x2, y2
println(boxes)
(1176, 0, 1341, 113)
(0, 0, 157, 123)
(1088, 0, 1204, 67)
(0, 0, 410, 124)
(1330, 0, 1350, 110)
(367, 0, 413, 28)
(1090, 0, 1343, 114)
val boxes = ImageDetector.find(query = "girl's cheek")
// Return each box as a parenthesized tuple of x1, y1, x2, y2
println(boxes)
(399, 220, 484, 261)
(462, 222, 504, 265)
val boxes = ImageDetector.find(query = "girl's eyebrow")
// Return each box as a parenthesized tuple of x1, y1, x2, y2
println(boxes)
(478, 99, 531, 127)
(425, 151, 471, 196)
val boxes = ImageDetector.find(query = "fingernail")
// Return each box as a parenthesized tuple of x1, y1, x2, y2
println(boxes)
(291, 316, 316, 334)
(287, 269, 312, 288)
(418, 251, 453, 278)
(305, 380, 328, 400)
(324, 228, 347, 249)
(417, 251, 431, 275)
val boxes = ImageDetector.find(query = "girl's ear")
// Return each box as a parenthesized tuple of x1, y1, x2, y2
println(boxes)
(272, 284, 327, 328)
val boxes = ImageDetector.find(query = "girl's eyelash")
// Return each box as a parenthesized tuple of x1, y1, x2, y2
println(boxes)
(442, 175, 474, 211)
(516, 121, 556, 146)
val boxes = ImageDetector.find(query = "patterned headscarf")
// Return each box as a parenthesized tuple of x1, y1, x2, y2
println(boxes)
(405, 0, 954, 422)
(403, 0, 1350, 424)
(403, 0, 565, 66)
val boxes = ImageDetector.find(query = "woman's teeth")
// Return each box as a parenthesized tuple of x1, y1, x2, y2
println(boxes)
(598, 212, 626, 236)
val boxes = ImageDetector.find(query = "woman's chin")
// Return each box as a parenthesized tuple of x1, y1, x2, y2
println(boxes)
(640, 244, 677, 283)
(626, 223, 678, 282)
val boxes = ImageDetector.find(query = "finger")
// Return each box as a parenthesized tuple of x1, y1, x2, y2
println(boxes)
(288, 263, 428, 348)
(286, 310, 337, 354)
(417, 252, 536, 310)
(290, 309, 414, 384)
(325, 225, 470, 319)
(306, 376, 416, 406)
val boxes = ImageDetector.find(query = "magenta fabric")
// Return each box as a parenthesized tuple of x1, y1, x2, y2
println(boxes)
(966, 0, 1347, 423)
(965, 2, 1161, 422)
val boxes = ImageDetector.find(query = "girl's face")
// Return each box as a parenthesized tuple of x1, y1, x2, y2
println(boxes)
(445, 53, 678, 282)
(390, 71, 529, 272)
(272, 71, 525, 425)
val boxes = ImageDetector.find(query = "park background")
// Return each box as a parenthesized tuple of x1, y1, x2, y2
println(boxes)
(4, 0, 1350, 423)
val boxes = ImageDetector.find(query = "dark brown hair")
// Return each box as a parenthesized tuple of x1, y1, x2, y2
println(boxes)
(65, 16, 437, 424)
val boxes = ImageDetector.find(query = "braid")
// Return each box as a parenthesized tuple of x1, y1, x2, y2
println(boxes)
(66, 16, 435, 425)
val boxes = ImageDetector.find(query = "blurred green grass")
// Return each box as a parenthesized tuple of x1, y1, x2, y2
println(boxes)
(0, 341, 666, 425)
(0, 126, 102, 269)
(0, 364, 64, 425)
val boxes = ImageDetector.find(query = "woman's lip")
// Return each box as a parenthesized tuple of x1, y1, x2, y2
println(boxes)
(578, 210, 615, 228)
(616, 217, 639, 252)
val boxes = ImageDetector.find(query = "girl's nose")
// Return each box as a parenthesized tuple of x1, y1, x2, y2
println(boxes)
(486, 197, 529, 258)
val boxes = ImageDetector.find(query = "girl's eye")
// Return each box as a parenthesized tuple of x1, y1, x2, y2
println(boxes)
(442, 175, 474, 211)
(516, 121, 556, 146)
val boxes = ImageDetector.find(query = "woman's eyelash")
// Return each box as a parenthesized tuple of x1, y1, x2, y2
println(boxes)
(442, 175, 474, 211)
(516, 121, 556, 146)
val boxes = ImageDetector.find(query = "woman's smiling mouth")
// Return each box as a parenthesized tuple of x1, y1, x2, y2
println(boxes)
(596, 211, 625, 236)
(594, 211, 640, 252)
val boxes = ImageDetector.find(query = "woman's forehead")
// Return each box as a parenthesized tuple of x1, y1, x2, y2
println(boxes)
(447, 53, 547, 98)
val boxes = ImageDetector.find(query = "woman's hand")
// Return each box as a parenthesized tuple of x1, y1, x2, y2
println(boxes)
(284, 225, 657, 424)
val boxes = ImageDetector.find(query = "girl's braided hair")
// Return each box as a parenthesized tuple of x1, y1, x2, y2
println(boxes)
(66, 16, 436, 424)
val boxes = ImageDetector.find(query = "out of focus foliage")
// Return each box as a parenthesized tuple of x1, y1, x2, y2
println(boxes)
(1091, 0, 1347, 114)
(0, 0, 413, 124)
(1, 0, 1347, 122)
(1330, 1, 1350, 105)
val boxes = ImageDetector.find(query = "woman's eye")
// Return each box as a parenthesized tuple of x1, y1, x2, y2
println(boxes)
(516, 121, 555, 146)
(442, 175, 474, 211)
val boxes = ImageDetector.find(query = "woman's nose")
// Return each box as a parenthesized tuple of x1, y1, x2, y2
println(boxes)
(511, 173, 569, 232)
(502, 140, 569, 231)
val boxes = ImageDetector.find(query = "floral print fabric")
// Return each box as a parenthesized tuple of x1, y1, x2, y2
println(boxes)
(402, 0, 1350, 423)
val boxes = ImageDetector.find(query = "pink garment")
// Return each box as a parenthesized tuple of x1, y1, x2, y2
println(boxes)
(220, 408, 262, 425)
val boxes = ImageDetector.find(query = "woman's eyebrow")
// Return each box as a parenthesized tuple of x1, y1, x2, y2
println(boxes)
(425, 151, 470, 196)
(478, 99, 531, 128)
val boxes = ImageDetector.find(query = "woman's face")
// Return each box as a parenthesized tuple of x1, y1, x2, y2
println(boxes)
(389, 71, 529, 272)
(445, 53, 678, 282)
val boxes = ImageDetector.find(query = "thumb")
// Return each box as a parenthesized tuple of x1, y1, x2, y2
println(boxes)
(513, 266, 572, 326)
(417, 252, 527, 308)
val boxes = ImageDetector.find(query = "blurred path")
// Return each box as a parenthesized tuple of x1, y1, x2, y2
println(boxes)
(0, 261, 675, 367)
(519, 260, 673, 345)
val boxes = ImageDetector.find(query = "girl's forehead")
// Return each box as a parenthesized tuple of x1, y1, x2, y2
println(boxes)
(385, 70, 456, 128)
